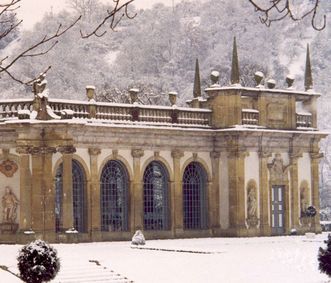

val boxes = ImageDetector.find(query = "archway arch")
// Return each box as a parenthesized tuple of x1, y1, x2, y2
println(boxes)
(143, 161, 170, 230)
(100, 160, 129, 231)
(182, 162, 208, 229)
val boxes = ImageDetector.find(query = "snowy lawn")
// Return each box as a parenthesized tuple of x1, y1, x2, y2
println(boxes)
(0, 233, 330, 283)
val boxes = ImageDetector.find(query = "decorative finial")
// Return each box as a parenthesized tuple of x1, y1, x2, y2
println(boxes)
(254, 71, 264, 87)
(304, 44, 313, 91)
(231, 36, 240, 85)
(86, 85, 95, 101)
(267, 79, 276, 89)
(193, 58, 201, 98)
(129, 88, 139, 104)
(210, 71, 220, 86)
(168, 91, 177, 106)
(286, 75, 295, 89)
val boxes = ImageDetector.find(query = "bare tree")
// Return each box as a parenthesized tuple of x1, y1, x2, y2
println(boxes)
(248, 0, 326, 31)
(0, 0, 135, 85)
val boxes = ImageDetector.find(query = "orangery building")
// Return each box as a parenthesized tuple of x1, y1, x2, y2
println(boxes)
(0, 41, 326, 243)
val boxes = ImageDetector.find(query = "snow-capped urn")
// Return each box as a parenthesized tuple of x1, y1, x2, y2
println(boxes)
(131, 230, 145, 245)
(210, 71, 220, 87)
(254, 71, 264, 87)
(17, 239, 60, 283)
(286, 74, 295, 89)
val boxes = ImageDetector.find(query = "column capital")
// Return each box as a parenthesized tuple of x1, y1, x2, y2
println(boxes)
(16, 146, 30, 155)
(310, 152, 323, 161)
(131, 148, 144, 158)
(289, 150, 303, 161)
(28, 146, 56, 155)
(258, 150, 272, 159)
(171, 149, 184, 159)
(58, 146, 76, 155)
(210, 151, 220, 159)
(227, 150, 249, 159)
(88, 148, 101, 156)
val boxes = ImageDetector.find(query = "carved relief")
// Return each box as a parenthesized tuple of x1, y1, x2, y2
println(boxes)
(268, 153, 289, 182)
(267, 102, 286, 121)
(246, 179, 258, 227)
(0, 160, 18, 177)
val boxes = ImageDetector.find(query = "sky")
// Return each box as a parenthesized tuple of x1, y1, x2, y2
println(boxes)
(17, 0, 177, 29)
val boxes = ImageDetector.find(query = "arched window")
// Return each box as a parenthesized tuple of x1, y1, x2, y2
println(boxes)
(183, 162, 207, 229)
(72, 160, 87, 233)
(143, 161, 169, 230)
(100, 160, 129, 232)
(54, 160, 87, 233)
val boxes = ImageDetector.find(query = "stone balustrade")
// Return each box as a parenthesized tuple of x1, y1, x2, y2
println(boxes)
(0, 99, 34, 119)
(296, 113, 312, 128)
(0, 98, 315, 130)
(242, 109, 259, 125)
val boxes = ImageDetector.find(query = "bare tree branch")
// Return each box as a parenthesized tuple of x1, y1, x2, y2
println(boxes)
(248, 0, 326, 31)
(80, 0, 136, 38)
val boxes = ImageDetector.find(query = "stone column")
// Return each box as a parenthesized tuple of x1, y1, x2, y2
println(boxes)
(16, 147, 31, 231)
(131, 149, 144, 231)
(258, 151, 271, 236)
(289, 151, 302, 230)
(88, 148, 101, 239)
(310, 151, 322, 233)
(228, 149, 247, 236)
(58, 146, 76, 231)
(29, 146, 56, 240)
(171, 149, 184, 235)
(210, 151, 221, 234)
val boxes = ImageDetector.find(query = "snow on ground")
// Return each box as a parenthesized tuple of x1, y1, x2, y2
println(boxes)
(0, 233, 330, 283)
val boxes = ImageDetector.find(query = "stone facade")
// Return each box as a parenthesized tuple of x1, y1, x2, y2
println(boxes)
(0, 43, 326, 243)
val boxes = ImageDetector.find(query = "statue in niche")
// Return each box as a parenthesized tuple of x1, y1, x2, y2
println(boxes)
(2, 186, 19, 223)
(246, 180, 258, 227)
(247, 185, 257, 218)
(268, 153, 289, 182)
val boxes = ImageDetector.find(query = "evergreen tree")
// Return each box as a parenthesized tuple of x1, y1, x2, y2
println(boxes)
(318, 234, 331, 277)
(17, 239, 60, 283)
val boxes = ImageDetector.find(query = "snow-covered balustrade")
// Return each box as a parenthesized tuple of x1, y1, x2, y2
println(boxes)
(49, 99, 89, 119)
(177, 108, 210, 126)
(96, 103, 132, 121)
(241, 109, 259, 125)
(296, 112, 312, 128)
(138, 106, 172, 124)
(0, 98, 34, 119)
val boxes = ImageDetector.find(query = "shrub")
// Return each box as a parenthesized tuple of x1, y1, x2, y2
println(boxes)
(17, 239, 60, 283)
(318, 234, 331, 277)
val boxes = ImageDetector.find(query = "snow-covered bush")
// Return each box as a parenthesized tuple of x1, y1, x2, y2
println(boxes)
(17, 239, 60, 283)
(318, 234, 331, 277)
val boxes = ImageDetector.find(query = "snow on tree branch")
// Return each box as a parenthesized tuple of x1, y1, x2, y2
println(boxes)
(0, 0, 136, 85)
(248, 0, 326, 31)
(80, 0, 136, 38)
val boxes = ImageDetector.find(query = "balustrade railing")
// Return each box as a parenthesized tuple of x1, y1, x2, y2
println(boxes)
(296, 113, 312, 128)
(0, 99, 34, 119)
(0, 98, 211, 127)
(242, 109, 259, 125)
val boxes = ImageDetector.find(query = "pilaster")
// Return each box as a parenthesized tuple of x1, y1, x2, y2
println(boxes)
(88, 148, 101, 239)
(171, 149, 184, 235)
(228, 148, 247, 236)
(258, 150, 271, 236)
(29, 146, 56, 240)
(16, 147, 31, 231)
(131, 149, 144, 231)
(289, 150, 302, 229)
(210, 151, 221, 234)
(58, 146, 76, 231)
(310, 151, 323, 233)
